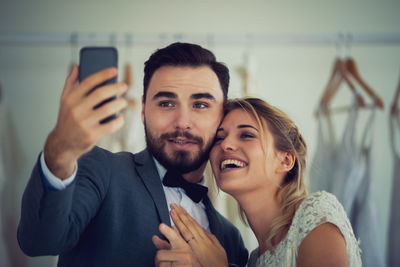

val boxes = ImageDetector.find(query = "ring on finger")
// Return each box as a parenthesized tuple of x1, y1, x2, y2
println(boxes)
(185, 236, 195, 243)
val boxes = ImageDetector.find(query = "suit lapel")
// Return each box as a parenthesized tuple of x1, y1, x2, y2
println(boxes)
(203, 196, 224, 244)
(134, 150, 171, 226)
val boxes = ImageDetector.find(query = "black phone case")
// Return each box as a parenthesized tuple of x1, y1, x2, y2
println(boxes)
(79, 47, 118, 124)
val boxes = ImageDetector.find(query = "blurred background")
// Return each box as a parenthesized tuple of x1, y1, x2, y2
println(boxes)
(1, 0, 400, 266)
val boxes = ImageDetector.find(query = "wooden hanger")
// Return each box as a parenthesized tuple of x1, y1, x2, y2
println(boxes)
(124, 63, 132, 87)
(319, 58, 341, 108)
(391, 76, 400, 115)
(124, 63, 137, 109)
(319, 57, 365, 112)
(236, 65, 249, 96)
(345, 57, 384, 109)
(123, 33, 137, 110)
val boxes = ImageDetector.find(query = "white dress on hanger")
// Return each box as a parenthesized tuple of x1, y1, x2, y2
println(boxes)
(309, 97, 385, 266)
(329, 103, 365, 215)
(308, 106, 338, 194)
(350, 105, 385, 267)
(0, 98, 25, 267)
(309, 100, 364, 214)
(387, 111, 400, 267)
(247, 191, 361, 267)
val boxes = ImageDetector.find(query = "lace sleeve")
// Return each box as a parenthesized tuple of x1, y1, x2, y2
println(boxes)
(247, 191, 361, 267)
(290, 191, 361, 266)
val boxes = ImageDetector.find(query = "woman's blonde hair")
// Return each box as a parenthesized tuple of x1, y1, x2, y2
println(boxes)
(224, 97, 308, 250)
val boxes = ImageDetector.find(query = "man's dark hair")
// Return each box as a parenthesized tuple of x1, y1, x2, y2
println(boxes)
(143, 42, 229, 102)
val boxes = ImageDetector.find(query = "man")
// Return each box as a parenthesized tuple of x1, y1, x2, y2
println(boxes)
(18, 43, 248, 267)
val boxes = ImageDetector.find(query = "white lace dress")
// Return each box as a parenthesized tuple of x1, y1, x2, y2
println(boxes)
(247, 191, 361, 267)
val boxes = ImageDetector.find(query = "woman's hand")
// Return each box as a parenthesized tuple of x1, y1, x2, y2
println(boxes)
(153, 223, 201, 267)
(169, 204, 228, 267)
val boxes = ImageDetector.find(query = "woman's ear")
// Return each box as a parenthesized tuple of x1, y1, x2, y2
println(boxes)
(276, 152, 295, 173)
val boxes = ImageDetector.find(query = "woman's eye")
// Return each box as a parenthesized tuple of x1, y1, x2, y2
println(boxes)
(193, 102, 208, 109)
(241, 133, 255, 139)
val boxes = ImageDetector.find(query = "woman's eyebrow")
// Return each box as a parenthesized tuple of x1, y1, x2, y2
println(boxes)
(237, 124, 259, 131)
(216, 124, 259, 133)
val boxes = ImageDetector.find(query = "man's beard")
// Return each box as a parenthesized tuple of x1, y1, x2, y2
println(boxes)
(144, 122, 213, 174)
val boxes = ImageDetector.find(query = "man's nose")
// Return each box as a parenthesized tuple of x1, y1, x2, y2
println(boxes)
(174, 106, 193, 130)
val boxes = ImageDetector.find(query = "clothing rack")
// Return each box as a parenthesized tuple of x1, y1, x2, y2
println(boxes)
(1, 32, 400, 46)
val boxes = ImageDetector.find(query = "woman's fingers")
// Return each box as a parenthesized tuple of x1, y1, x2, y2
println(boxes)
(155, 223, 201, 267)
(163, 207, 229, 267)
(158, 223, 187, 249)
(152, 235, 171, 250)
(170, 206, 198, 243)
(206, 232, 225, 250)
(171, 204, 207, 241)
(155, 250, 199, 267)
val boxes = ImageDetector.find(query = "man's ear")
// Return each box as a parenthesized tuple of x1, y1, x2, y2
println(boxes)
(276, 152, 295, 173)
(141, 96, 145, 124)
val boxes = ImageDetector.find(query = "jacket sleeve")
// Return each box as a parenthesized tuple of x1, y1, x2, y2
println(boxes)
(17, 148, 110, 256)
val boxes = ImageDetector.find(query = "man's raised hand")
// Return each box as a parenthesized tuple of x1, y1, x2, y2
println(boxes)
(44, 65, 128, 179)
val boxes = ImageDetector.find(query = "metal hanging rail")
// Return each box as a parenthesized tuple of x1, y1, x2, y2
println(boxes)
(1, 32, 400, 46)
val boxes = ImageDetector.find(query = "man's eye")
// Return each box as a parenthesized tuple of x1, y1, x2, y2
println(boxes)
(193, 102, 208, 109)
(159, 101, 174, 108)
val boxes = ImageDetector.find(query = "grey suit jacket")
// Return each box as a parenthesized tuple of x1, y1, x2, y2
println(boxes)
(18, 147, 248, 267)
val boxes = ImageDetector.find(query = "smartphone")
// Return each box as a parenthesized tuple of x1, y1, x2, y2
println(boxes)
(79, 46, 118, 124)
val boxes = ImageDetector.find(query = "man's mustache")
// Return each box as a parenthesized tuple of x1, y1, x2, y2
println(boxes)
(161, 130, 203, 145)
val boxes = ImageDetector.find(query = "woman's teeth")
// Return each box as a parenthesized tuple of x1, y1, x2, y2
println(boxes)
(220, 159, 246, 170)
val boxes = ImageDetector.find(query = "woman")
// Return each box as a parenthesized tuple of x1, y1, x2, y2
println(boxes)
(153, 98, 361, 266)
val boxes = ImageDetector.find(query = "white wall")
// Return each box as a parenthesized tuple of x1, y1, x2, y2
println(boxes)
(1, 1, 400, 266)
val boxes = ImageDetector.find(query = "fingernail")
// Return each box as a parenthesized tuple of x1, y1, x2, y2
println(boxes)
(170, 209, 176, 216)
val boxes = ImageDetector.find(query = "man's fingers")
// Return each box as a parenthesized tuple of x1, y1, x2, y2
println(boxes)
(152, 235, 171, 250)
(88, 98, 127, 127)
(78, 67, 118, 97)
(61, 64, 79, 98)
(96, 113, 125, 136)
(61, 82, 128, 135)
(85, 82, 128, 110)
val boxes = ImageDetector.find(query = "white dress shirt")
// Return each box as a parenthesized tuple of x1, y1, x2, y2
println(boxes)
(40, 151, 210, 232)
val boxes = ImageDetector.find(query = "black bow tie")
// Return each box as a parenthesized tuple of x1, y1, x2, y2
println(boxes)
(162, 171, 208, 203)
